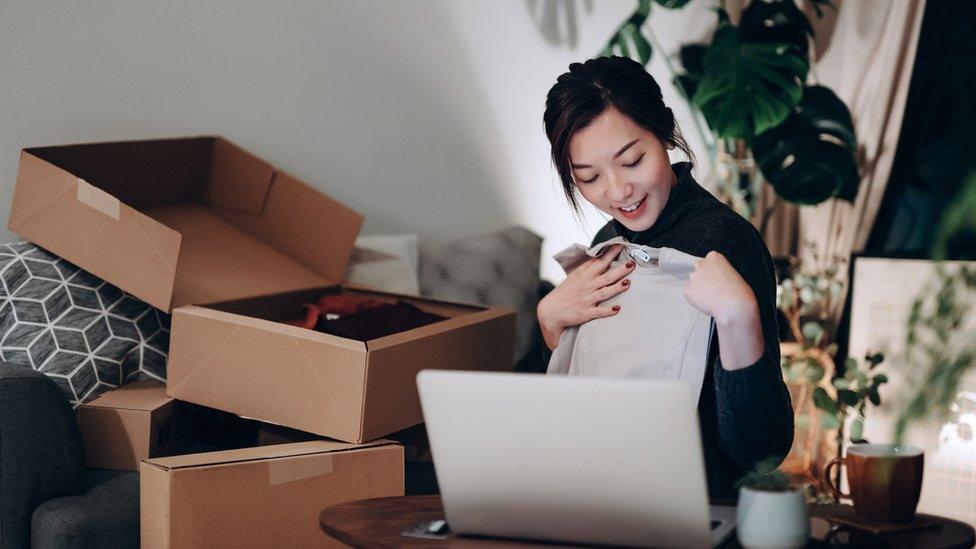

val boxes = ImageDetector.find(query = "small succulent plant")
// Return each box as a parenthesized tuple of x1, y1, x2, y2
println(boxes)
(736, 456, 792, 492)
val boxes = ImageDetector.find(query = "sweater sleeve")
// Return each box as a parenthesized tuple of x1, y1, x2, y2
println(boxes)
(710, 220, 794, 472)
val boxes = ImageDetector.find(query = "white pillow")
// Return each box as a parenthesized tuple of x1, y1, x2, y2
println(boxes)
(342, 234, 420, 295)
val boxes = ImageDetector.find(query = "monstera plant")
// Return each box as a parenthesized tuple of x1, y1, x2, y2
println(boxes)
(601, 0, 858, 222)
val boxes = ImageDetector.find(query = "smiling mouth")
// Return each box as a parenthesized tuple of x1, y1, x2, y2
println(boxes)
(618, 196, 646, 213)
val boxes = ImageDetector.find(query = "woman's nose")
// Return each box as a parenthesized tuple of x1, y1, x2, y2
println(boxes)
(606, 171, 633, 203)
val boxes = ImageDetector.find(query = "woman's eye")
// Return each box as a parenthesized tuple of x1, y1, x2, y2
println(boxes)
(579, 175, 599, 184)
(624, 154, 645, 168)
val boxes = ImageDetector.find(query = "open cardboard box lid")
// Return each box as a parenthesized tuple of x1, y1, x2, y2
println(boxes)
(7, 137, 363, 312)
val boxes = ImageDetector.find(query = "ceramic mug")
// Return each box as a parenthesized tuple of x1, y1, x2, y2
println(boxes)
(823, 443, 924, 523)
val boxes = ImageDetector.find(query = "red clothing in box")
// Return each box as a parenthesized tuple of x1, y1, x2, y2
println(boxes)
(285, 294, 445, 340)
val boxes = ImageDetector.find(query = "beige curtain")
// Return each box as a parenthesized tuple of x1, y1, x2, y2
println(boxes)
(797, 0, 927, 314)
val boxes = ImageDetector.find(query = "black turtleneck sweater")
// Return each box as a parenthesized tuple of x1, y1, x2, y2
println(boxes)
(591, 162, 794, 499)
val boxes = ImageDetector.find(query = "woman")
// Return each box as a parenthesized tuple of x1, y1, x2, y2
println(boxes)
(538, 56, 793, 499)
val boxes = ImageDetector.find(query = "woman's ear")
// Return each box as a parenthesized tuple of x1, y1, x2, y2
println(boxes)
(665, 141, 676, 151)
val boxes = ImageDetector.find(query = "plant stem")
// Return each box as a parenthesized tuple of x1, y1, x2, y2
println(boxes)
(787, 298, 804, 343)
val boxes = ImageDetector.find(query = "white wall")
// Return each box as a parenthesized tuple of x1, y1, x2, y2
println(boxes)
(0, 0, 714, 283)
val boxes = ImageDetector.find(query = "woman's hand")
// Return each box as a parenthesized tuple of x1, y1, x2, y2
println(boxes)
(538, 244, 634, 351)
(682, 251, 756, 324)
(683, 251, 764, 370)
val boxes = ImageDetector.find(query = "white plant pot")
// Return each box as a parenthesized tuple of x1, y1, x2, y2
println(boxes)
(736, 486, 809, 549)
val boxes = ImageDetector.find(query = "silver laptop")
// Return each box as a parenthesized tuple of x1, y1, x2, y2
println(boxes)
(416, 370, 736, 548)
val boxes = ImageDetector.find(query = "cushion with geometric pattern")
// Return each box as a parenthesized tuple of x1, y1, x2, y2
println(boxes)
(0, 242, 169, 406)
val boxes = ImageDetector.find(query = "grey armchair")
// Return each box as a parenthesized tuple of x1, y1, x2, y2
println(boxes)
(0, 364, 138, 549)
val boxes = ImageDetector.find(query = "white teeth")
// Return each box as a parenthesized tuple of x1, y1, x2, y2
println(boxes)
(621, 197, 643, 212)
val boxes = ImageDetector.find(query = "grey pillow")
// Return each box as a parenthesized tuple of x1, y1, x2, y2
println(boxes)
(344, 233, 420, 295)
(418, 227, 543, 366)
(0, 242, 170, 406)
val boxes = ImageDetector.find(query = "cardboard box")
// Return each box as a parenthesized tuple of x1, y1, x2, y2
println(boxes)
(8, 137, 362, 312)
(140, 439, 404, 548)
(76, 381, 192, 471)
(169, 285, 516, 443)
(8, 137, 517, 444)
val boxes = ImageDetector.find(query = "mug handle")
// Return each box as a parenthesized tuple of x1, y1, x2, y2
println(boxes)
(823, 457, 851, 500)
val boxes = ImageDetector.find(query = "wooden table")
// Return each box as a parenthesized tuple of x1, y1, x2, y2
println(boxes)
(320, 495, 976, 548)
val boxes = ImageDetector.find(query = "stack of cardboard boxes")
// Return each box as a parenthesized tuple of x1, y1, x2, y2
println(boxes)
(8, 136, 517, 547)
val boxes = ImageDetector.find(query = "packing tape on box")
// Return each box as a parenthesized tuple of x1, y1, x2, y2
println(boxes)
(76, 179, 120, 220)
(267, 454, 334, 486)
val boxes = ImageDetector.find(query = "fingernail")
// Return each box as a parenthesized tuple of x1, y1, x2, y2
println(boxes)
(626, 260, 635, 268)
(622, 279, 630, 287)
(612, 305, 620, 312)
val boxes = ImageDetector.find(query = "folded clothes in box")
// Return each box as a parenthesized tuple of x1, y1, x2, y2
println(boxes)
(284, 293, 447, 340)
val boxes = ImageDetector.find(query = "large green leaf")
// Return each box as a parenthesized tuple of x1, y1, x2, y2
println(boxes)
(751, 84, 859, 205)
(679, 43, 706, 74)
(673, 43, 707, 99)
(601, 0, 653, 65)
(692, 24, 808, 139)
(740, 0, 814, 58)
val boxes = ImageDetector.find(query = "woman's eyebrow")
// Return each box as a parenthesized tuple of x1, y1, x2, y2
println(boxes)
(571, 138, 641, 169)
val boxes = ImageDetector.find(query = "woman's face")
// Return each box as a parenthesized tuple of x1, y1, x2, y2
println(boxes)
(568, 105, 676, 232)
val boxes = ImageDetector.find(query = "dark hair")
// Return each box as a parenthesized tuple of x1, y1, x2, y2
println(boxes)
(544, 56, 694, 211)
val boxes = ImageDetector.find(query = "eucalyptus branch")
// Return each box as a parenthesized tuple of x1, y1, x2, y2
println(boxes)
(895, 265, 976, 443)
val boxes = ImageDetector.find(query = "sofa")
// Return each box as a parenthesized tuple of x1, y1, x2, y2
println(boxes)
(0, 364, 139, 549)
